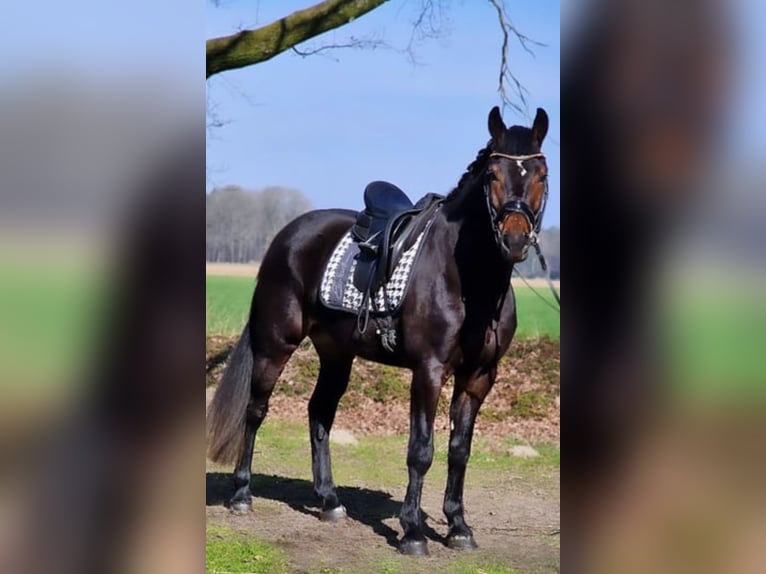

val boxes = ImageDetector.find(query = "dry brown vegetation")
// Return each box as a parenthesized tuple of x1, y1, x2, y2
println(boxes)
(206, 335, 560, 444)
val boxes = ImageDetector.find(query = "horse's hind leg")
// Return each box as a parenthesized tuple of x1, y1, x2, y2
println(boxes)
(229, 352, 291, 512)
(230, 309, 304, 512)
(308, 339, 354, 521)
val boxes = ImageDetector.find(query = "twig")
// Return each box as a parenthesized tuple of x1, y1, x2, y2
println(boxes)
(292, 36, 388, 60)
(487, 0, 546, 115)
(405, 0, 449, 62)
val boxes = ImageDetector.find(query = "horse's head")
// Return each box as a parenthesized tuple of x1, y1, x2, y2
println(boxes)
(485, 106, 549, 263)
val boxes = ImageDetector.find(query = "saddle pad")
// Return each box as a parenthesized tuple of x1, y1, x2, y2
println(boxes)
(319, 226, 429, 315)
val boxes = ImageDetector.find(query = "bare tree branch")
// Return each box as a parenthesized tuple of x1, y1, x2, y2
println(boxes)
(487, 0, 546, 115)
(291, 35, 389, 60)
(207, 1, 545, 119)
(206, 93, 230, 135)
(206, 0, 390, 78)
(405, 0, 450, 61)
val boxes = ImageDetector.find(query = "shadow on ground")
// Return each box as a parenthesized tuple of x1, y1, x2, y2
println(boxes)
(206, 472, 446, 549)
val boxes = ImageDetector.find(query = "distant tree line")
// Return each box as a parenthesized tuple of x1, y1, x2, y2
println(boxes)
(206, 185, 312, 262)
(206, 185, 560, 278)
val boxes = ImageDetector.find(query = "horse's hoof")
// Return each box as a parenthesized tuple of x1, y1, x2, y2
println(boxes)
(447, 534, 478, 551)
(399, 538, 429, 556)
(319, 505, 347, 522)
(229, 499, 252, 514)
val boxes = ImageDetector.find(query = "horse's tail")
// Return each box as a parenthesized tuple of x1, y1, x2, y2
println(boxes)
(207, 323, 253, 465)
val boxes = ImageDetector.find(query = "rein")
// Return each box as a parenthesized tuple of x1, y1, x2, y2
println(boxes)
(530, 234, 561, 307)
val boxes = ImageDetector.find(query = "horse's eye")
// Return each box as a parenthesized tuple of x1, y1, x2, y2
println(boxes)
(540, 174, 548, 182)
(486, 171, 498, 181)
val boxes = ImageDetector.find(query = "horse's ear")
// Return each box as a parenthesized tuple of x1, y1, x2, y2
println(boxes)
(532, 107, 549, 147)
(488, 106, 506, 142)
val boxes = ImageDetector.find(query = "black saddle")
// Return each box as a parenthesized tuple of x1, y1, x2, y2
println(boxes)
(351, 181, 443, 297)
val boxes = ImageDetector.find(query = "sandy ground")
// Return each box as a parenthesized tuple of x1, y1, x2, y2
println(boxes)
(206, 262, 260, 277)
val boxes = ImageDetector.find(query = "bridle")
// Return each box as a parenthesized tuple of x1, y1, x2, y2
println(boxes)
(484, 152, 549, 255)
(484, 150, 560, 306)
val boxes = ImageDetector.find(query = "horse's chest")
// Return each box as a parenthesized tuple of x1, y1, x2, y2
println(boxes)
(461, 323, 513, 367)
(455, 288, 516, 368)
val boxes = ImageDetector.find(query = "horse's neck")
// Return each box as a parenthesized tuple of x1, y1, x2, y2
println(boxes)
(446, 183, 513, 308)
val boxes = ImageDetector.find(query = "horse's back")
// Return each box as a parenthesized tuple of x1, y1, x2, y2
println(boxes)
(267, 208, 356, 251)
(257, 208, 356, 301)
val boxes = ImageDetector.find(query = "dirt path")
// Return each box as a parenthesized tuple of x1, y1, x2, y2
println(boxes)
(206, 469, 560, 573)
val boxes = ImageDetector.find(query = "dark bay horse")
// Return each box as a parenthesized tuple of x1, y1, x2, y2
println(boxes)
(207, 106, 550, 555)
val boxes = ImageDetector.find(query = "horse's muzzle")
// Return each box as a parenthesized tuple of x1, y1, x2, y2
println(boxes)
(501, 231, 531, 263)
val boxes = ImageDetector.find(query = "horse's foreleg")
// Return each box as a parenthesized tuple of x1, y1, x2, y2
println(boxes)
(308, 349, 353, 521)
(442, 368, 495, 549)
(399, 362, 444, 556)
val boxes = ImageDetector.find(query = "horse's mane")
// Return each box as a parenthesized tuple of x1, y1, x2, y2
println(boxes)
(445, 141, 492, 204)
(445, 124, 536, 207)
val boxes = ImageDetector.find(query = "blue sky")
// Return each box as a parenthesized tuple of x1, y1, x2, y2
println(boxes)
(0, 1, 202, 79)
(206, 1, 561, 227)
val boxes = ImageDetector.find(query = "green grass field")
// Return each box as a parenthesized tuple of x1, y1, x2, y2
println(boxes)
(0, 260, 107, 387)
(206, 275, 560, 339)
(207, 419, 559, 488)
(662, 283, 766, 399)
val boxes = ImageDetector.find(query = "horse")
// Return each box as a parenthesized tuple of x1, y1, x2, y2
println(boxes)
(207, 106, 550, 556)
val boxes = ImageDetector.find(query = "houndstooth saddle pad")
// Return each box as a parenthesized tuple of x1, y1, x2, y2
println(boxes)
(319, 226, 430, 315)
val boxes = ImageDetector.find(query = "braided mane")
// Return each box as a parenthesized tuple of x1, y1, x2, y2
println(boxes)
(445, 141, 492, 203)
